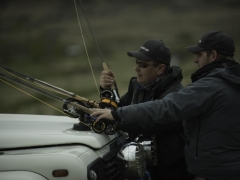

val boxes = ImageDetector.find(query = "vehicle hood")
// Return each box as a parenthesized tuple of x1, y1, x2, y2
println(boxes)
(0, 114, 119, 149)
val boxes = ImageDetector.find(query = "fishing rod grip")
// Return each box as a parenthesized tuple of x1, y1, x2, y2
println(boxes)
(102, 62, 115, 90)
(74, 95, 99, 108)
(102, 62, 109, 71)
(102, 62, 120, 103)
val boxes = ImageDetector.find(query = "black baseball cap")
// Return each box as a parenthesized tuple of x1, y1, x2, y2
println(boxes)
(127, 39, 171, 65)
(186, 31, 235, 56)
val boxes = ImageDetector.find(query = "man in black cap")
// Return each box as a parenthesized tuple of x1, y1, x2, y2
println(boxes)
(92, 31, 240, 180)
(186, 31, 235, 68)
(99, 39, 190, 180)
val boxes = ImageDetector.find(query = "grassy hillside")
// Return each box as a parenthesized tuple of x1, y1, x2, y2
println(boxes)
(1, 0, 240, 115)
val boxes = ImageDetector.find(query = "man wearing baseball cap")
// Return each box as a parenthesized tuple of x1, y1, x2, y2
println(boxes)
(186, 31, 235, 68)
(99, 39, 190, 180)
(92, 31, 240, 180)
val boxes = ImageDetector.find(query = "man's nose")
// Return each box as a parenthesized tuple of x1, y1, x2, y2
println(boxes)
(194, 57, 198, 63)
(134, 64, 140, 71)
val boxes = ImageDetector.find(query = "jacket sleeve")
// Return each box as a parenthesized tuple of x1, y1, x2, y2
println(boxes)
(116, 77, 217, 133)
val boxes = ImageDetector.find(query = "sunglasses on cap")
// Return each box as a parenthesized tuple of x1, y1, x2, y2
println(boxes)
(135, 60, 156, 68)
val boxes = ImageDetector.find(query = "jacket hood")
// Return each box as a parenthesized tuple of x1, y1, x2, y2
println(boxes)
(210, 64, 240, 91)
(165, 65, 183, 80)
(156, 65, 183, 88)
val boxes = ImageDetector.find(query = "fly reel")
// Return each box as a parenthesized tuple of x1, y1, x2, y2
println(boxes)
(99, 97, 118, 110)
(92, 119, 117, 135)
(63, 98, 117, 135)
(99, 89, 118, 110)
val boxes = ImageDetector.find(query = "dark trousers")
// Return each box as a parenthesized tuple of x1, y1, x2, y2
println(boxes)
(148, 159, 194, 180)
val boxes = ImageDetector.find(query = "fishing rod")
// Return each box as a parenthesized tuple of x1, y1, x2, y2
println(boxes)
(0, 65, 99, 108)
(0, 65, 117, 135)
(0, 71, 92, 118)
(74, 0, 120, 106)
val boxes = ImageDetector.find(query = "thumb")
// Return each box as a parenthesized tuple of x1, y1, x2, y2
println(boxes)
(107, 70, 115, 78)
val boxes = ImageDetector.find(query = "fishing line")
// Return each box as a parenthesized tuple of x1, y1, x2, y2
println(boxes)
(0, 78, 64, 115)
(0, 77, 92, 128)
(74, 0, 121, 104)
(74, 0, 100, 95)
(0, 66, 99, 108)
(0, 66, 70, 97)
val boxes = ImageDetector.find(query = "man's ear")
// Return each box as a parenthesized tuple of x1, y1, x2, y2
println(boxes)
(157, 64, 166, 75)
(211, 50, 218, 61)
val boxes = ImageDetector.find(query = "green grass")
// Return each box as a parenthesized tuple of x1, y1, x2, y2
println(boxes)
(1, 0, 240, 115)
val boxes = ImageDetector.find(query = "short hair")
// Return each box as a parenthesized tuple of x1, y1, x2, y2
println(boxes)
(153, 61, 171, 74)
(205, 50, 236, 61)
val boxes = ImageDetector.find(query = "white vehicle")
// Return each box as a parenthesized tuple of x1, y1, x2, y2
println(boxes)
(0, 65, 148, 180)
(0, 114, 128, 180)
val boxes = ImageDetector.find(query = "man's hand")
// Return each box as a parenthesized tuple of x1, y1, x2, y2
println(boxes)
(100, 70, 115, 89)
(90, 108, 114, 121)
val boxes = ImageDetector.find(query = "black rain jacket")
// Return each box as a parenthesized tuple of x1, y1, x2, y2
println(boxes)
(115, 59, 240, 180)
(115, 66, 189, 179)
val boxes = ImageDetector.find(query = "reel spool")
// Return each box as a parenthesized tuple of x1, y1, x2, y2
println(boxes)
(99, 97, 118, 110)
(92, 120, 106, 133)
(92, 119, 117, 135)
(99, 89, 118, 110)
(104, 122, 117, 135)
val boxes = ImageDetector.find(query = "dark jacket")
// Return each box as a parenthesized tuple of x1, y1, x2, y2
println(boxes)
(115, 66, 189, 179)
(115, 59, 240, 180)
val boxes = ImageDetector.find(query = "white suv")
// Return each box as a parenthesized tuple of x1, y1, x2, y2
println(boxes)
(0, 114, 128, 180)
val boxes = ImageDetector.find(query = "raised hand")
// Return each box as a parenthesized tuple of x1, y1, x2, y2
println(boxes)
(100, 70, 115, 89)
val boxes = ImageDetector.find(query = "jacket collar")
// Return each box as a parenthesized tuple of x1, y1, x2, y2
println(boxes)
(191, 59, 238, 82)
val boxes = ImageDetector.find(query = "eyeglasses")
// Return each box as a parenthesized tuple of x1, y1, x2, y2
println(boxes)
(135, 60, 155, 68)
